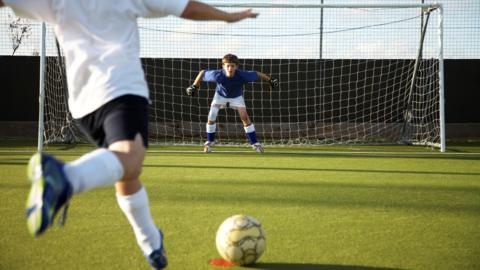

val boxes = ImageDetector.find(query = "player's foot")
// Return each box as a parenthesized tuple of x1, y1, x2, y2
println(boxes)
(26, 152, 72, 237)
(147, 229, 168, 270)
(204, 141, 215, 153)
(252, 142, 264, 153)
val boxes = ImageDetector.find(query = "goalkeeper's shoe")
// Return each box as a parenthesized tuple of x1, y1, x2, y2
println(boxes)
(26, 152, 73, 237)
(147, 229, 168, 270)
(203, 141, 215, 153)
(252, 142, 264, 153)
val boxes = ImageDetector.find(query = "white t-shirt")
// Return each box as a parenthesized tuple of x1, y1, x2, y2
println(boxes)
(4, 0, 189, 118)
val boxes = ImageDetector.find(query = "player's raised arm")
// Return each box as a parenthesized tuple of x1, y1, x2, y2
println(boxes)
(0, 0, 5, 7)
(193, 70, 205, 87)
(256, 72, 271, 82)
(186, 70, 206, 96)
(181, 1, 258, 23)
(257, 71, 279, 90)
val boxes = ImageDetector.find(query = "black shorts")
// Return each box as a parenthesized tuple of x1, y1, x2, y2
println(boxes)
(76, 95, 149, 148)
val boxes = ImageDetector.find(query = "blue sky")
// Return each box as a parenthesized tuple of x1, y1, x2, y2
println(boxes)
(0, 0, 478, 59)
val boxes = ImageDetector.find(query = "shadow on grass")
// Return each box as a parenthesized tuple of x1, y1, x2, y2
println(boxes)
(144, 172, 480, 215)
(145, 149, 480, 161)
(142, 163, 480, 177)
(0, 157, 31, 166)
(250, 263, 404, 270)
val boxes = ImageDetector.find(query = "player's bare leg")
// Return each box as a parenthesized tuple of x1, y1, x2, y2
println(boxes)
(109, 134, 145, 196)
(238, 108, 264, 153)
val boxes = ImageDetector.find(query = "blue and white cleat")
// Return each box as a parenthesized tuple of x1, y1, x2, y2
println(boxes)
(252, 142, 264, 153)
(147, 230, 168, 269)
(26, 152, 72, 237)
(203, 141, 215, 153)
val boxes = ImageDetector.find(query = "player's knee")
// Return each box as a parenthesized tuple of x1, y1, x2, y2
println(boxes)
(123, 147, 145, 181)
(241, 117, 251, 126)
(208, 106, 220, 122)
(109, 135, 146, 182)
(122, 164, 142, 182)
(238, 111, 250, 125)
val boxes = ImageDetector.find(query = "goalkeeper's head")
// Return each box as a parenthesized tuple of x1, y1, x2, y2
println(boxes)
(222, 53, 239, 78)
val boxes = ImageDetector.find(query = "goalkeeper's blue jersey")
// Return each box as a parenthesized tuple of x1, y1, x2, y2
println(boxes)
(203, 69, 259, 98)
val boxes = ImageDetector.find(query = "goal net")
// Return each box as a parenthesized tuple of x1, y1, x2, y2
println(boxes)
(40, 3, 445, 150)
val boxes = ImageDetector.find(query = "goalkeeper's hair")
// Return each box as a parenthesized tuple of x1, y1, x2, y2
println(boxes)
(222, 53, 239, 65)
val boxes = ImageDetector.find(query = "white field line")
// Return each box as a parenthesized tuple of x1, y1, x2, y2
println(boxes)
(148, 150, 480, 156)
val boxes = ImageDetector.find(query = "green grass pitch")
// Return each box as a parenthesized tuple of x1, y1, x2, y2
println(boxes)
(0, 141, 479, 270)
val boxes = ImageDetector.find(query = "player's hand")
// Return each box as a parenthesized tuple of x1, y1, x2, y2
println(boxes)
(269, 78, 279, 89)
(227, 9, 259, 23)
(186, 85, 197, 96)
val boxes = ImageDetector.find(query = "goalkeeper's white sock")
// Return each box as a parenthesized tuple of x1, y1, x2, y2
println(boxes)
(116, 187, 160, 256)
(63, 148, 124, 194)
(206, 123, 216, 142)
(244, 124, 258, 144)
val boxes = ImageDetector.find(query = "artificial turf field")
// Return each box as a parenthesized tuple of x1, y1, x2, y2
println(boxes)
(0, 141, 479, 270)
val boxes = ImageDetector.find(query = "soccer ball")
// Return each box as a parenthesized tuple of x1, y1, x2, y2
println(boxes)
(215, 214, 266, 265)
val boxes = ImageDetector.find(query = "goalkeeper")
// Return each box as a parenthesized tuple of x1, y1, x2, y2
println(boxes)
(187, 54, 279, 153)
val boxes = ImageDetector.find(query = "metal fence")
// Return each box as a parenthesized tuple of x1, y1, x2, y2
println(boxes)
(0, 0, 478, 59)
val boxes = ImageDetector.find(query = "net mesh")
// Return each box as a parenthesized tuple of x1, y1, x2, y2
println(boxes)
(2, 4, 445, 147)
(139, 5, 442, 146)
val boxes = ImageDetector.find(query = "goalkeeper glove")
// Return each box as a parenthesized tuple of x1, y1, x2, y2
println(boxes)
(269, 78, 279, 89)
(186, 85, 197, 96)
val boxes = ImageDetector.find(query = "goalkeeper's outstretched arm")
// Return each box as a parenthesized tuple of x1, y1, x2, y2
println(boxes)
(186, 70, 205, 96)
(192, 70, 206, 87)
(257, 72, 279, 89)
(256, 72, 271, 82)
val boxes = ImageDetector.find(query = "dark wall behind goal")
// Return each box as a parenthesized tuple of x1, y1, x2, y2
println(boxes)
(0, 56, 479, 124)
(0, 56, 39, 121)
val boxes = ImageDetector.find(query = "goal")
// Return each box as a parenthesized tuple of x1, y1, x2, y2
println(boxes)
(39, 3, 445, 151)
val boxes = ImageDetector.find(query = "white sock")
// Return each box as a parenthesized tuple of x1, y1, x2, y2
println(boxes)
(206, 123, 216, 133)
(63, 148, 124, 194)
(116, 187, 160, 255)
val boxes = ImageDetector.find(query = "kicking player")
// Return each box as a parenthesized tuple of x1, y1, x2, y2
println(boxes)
(0, 0, 257, 269)
(187, 54, 278, 153)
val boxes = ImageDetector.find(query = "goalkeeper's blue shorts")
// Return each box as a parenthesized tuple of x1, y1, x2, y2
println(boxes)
(76, 94, 149, 148)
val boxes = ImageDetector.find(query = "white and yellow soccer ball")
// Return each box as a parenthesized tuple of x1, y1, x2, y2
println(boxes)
(215, 214, 266, 265)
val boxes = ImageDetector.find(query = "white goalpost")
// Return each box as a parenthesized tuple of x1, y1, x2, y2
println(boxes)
(38, 3, 446, 151)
